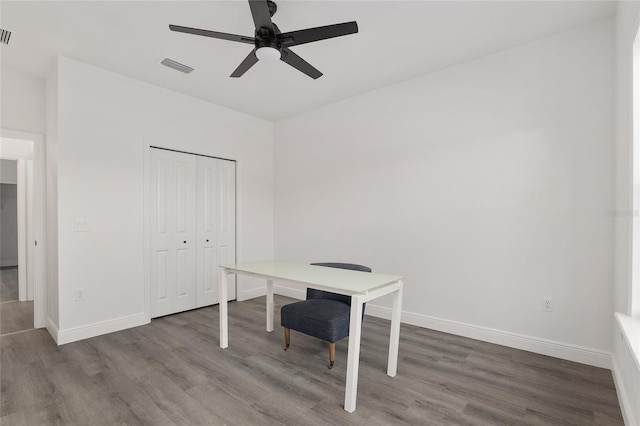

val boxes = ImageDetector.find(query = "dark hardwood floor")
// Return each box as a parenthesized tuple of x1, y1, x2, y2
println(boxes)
(0, 295, 623, 425)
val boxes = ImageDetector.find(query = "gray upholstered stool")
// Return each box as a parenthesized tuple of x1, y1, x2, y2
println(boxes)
(280, 262, 371, 368)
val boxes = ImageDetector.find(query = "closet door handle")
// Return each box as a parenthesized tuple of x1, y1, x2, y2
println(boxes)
(206, 239, 210, 242)
(183, 241, 187, 244)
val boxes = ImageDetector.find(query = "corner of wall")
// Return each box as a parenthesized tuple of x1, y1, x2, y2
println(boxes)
(45, 315, 59, 345)
(45, 58, 60, 329)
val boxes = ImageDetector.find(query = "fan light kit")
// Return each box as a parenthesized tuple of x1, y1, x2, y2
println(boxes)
(255, 46, 281, 62)
(170, 0, 358, 79)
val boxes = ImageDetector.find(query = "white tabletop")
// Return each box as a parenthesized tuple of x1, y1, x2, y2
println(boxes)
(221, 260, 402, 295)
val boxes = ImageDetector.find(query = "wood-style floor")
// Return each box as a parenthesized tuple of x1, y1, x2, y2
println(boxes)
(0, 295, 623, 425)
(0, 267, 33, 336)
(0, 267, 19, 302)
(0, 301, 33, 336)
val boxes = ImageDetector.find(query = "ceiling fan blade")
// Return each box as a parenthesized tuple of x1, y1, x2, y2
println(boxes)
(278, 21, 358, 48)
(169, 24, 255, 44)
(230, 49, 259, 77)
(280, 48, 322, 79)
(248, 0, 275, 35)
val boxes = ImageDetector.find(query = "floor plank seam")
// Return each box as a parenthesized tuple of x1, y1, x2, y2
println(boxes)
(0, 327, 36, 338)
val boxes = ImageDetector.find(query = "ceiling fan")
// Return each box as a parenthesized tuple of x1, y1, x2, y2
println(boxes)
(169, 0, 358, 79)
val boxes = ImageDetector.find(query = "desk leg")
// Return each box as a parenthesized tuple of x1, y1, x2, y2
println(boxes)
(219, 268, 229, 349)
(266, 280, 274, 332)
(387, 280, 403, 377)
(344, 295, 364, 413)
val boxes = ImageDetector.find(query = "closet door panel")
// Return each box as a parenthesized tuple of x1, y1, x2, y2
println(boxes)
(150, 154, 175, 317)
(197, 157, 219, 307)
(150, 149, 197, 317)
(173, 156, 197, 312)
(155, 251, 169, 301)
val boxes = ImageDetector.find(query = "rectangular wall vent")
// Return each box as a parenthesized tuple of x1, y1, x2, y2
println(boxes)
(160, 58, 194, 74)
(1, 29, 12, 45)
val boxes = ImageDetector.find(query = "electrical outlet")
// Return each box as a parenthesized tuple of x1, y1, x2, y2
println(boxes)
(75, 288, 85, 301)
(542, 297, 552, 312)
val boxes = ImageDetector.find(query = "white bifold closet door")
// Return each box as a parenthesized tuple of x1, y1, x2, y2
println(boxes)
(196, 156, 236, 307)
(150, 148, 236, 318)
(150, 149, 197, 317)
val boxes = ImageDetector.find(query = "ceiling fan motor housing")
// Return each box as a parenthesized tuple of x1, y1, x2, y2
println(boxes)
(255, 26, 280, 51)
(255, 20, 282, 50)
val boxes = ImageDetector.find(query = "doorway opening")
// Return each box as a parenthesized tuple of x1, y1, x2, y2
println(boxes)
(0, 130, 46, 334)
(0, 159, 33, 334)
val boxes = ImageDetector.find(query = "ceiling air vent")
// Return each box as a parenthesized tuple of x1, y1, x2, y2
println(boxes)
(1, 29, 11, 45)
(160, 58, 194, 74)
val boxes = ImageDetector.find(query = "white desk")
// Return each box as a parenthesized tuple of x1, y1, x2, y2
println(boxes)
(218, 261, 403, 413)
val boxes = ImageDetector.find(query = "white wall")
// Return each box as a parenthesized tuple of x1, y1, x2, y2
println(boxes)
(51, 57, 273, 341)
(275, 19, 615, 363)
(1, 65, 46, 134)
(612, 2, 640, 425)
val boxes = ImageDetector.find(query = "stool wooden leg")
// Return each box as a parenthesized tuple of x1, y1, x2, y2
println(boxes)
(328, 342, 335, 369)
(284, 327, 290, 351)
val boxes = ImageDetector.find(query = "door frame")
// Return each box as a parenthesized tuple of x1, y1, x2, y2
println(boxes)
(0, 157, 27, 297)
(17, 158, 27, 300)
(0, 129, 46, 328)
(142, 139, 238, 322)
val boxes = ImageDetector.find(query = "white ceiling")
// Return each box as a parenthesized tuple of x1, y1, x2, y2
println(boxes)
(0, 1, 616, 122)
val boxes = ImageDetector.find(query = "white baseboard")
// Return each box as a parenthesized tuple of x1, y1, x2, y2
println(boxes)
(612, 357, 638, 426)
(237, 286, 267, 302)
(56, 313, 149, 345)
(45, 316, 59, 344)
(613, 314, 640, 426)
(365, 304, 612, 369)
(241, 285, 306, 301)
(274, 285, 305, 300)
(0, 259, 18, 267)
(239, 285, 611, 369)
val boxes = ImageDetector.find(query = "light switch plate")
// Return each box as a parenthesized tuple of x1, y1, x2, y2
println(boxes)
(74, 219, 89, 232)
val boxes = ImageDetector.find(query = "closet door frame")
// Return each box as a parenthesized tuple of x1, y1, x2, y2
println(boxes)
(143, 142, 237, 322)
